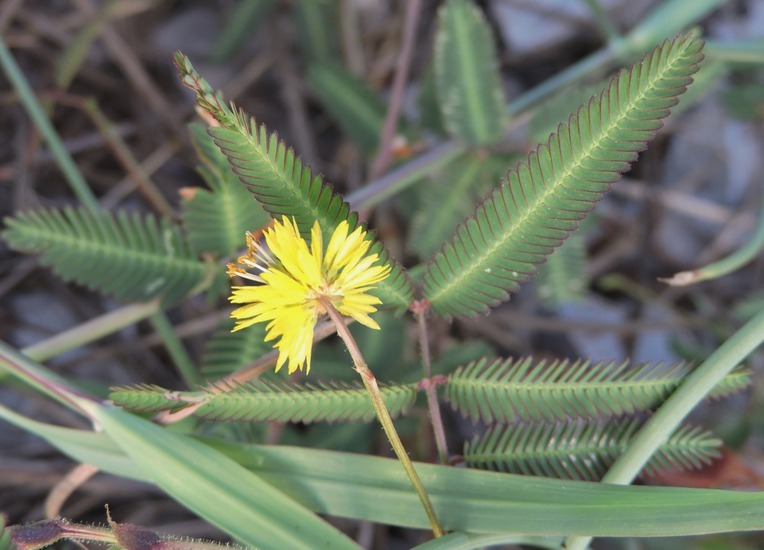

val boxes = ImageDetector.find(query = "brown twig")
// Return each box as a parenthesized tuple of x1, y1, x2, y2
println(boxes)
(45, 463, 100, 518)
(368, 0, 423, 179)
(412, 300, 449, 464)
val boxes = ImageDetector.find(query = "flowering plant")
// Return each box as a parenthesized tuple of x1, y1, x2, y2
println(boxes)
(228, 217, 390, 373)
(2, 2, 764, 549)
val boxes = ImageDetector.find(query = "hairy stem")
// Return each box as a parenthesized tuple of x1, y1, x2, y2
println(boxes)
(413, 301, 449, 464)
(149, 311, 198, 387)
(320, 297, 444, 538)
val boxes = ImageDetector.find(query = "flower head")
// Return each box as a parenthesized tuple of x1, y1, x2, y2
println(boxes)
(228, 216, 391, 374)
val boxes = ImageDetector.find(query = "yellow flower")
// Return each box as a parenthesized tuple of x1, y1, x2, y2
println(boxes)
(227, 216, 391, 374)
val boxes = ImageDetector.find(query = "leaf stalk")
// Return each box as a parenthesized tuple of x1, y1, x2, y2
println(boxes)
(413, 301, 449, 464)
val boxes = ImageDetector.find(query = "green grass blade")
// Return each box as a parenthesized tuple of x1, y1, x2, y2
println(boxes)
(8, 406, 764, 537)
(308, 62, 387, 152)
(293, 0, 340, 65)
(8, 406, 764, 539)
(0, 37, 99, 213)
(78, 401, 359, 550)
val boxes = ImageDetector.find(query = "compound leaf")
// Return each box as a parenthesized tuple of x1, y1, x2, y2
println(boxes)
(434, 0, 507, 146)
(464, 420, 721, 481)
(445, 357, 749, 424)
(111, 379, 418, 424)
(2, 207, 220, 304)
(423, 34, 704, 318)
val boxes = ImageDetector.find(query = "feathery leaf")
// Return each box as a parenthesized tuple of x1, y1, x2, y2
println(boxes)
(434, 0, 507, 146)
(445, 356, 749, 424)
(535, 229, 588, 306)
(2, 207, 221, 304)
(110, 379, 418, 424)
(293, 0, 341, 65)
(308, 62, 387, 152)
(211, 0, 277, 63)
(464, 420, 721, 481)
(423, 34, 704, 318)
(409, 152, 516, 258)
(174, 53, 413, 310)
(183, 123, 270, 257)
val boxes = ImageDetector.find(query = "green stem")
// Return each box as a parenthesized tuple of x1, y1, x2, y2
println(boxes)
(0, 340, 96, 416)
(149, 311, 199, 386)
(706, 39, 764, 64)
(320, 298, 444, 538)
(623, 0, 725, 55)
(659, 189, 764, 287)
(414, 303, 449, 464)
(581, 0, 622, 44)
(0, 37, 99, 213)
(21, 300, 160, 363)
(565, 306, 764, 550)
(507, 47, 616, 116)
(348, 140, 464, 211)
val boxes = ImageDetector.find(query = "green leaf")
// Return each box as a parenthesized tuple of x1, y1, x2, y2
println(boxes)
(174, 53, 414, 311)
(183, 123, 270, 257)
(211, 0, 278, 63)
(423, 34, 704, 318)
(6, 404, 764, 539)
(294, 1, 341, 66)
(55, 0, 115, 89)
(721, 79, 764, 120)
(528, 78, 610, 146)
(464, 420, 721, 481)
(409, 154, 484, 257)
(409, 152, 516, 258)
(79, 401, 359, 549)
(434, 0, 507, 146)
(445, 357, 749, 424)
(307, 62, 387, 152)
(535, 229, 588, 306)
(418, 64, 445, 135)
(110, 379, 418, 424)
(0, 514, 13, 550)
(2, 206, 221, 304)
